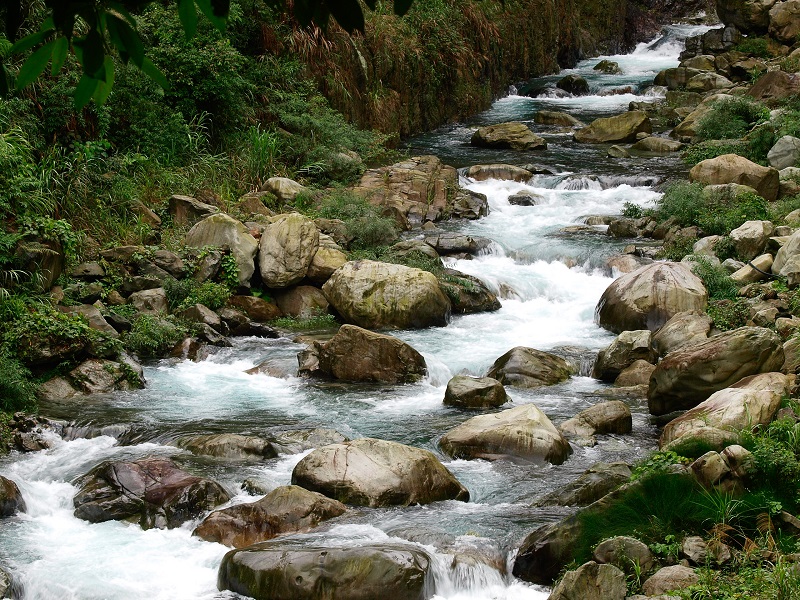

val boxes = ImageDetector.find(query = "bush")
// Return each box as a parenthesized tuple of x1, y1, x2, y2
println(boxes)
(734, 36, 773, 59)
(164, 278, 232, 311)
(122, 314, 190, 358)
(706, 298, 750, 331)
(0, 352, 37, 412)
(696, 97, 770, 142)
(682, 139, 750, 166)
(690, 255, 741, 300)
(315, 190, 399, 249)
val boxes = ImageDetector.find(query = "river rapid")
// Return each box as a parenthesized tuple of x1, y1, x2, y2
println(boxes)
(0, 23, 711, 600)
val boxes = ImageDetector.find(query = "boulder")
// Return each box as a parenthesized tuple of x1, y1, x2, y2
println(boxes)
(261, 177, 307, 202)
(594, 60, 622, 74)
(438, 268, 501, 314)
(298, 324, 427, 384)
(768, 135, 800, 170)
(506, 190, 543, 206)
(422, 232, 492, 256)
(747, 70, 800, 102)
(72, 261, 105, 279)
(592, 330, 654, 382)
(175, 433, 277, 460)
(549, 561, 626, 600)
(681, 55, 717, 71)
(227, 295, 282, 322)
(557, 74, 590, 96)
(729, 220, 774, 260)
(534, 111, 585, 127)
(306, 247, 348, 285)
(268, 428, 349, 455)
(630, 136, 683, 153)
(185, 214, 258, 286)
(466, 164, 533, 182)
(439, 403, 572, 465)
(648, 327, 785, 415)
(686, 72, 734, 92)
(0, 475, 26, 517)
(642, 565, 699, 596)
(672, 93, 733, 138)
(593, 536, 654, 574)
(73, 456, 230, 529)
(486, 346, 572, 388)
(322, 260, 450, 329)
(168, 194, 218, 227)
(730, 253, 773, 284)
(690, 154, 779, 202)
(715, 0, 776, 33)
(258, 213, 319, 288)
(607, 145, 631, 158)
(654, 67, 702, 89)
(68, 358, 145, 395)
(274, 286, 329, 320)
(615, 360, 656, 387)
(596, 262, 708, 334)
(652, 311, 712, 357)
(193, 485, 346, 547)
(443, 375, 508, 409)
(573, 111, 652, 144)
(559, 401, 632, 440)
(470, 122, 547, 151)
(291, 438, 468, 507)
(177, 303, 226, 334)
(218, 541, 431, 600)
(769, 0, 800, 42)
(532, 462, 631, 507)
(127, 287, 168, 315)
(38, 375, 80, 401)
(58, 304, 118, 338)
(513, 515, 583, 584)
(660, 372, 790, 447)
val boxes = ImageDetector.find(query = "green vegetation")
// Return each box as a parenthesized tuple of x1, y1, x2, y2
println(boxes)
(314, 190, 399, 250)
(122, 314, 191, 358)
(695, 97, 770, 144)
(733, 36, 773, 60)
(691, 256, 740, 301)
(706, 299, 750, 331)
(270, 313, 338, 331)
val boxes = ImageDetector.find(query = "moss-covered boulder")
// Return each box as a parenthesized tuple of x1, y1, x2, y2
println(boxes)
(573, 111, 651, 144)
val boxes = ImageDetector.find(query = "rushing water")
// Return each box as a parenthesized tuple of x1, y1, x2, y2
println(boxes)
(0, 23, 711, 600)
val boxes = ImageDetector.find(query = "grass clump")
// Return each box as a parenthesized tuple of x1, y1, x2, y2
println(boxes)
(696, 97, 770, 143)
(315, 190, 399, 250)
(270, 313, 338, 330)
(122, 314, 191, 359)
(164, 278, 232, 312)
(691, 255, 741, 300)
(0, 352, 37, 413)
(707, 299, 750, 331)
(682, 139, 750, 166)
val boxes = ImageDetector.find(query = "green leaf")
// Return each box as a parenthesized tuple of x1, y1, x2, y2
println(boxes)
(15, 40, 55, 90)
(393, 0, 414, 16)
(328, 0, 365, 33)
(141, 57, 170, 90)
(178, 0, 198, 40)
(75, 28, 105, 79)
(105, 2, 139, 28)
(92, 57, 115, 105)
(195, 0, 228, 31)
(50, 37, 68, 75)
(106, 15, 145, 67)
(74, 75, 98, 110)
(10, 30, 49, 54)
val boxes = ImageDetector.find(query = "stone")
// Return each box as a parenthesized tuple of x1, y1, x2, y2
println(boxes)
(606, 254, 644, 274)
(466, 164, 533, 182)
(681, 55, 717, 71)
(306, 247, 349, 285)
(648, 327, 785, 415)
(439, 403, 572, 465)
(470, 122, 547, 151)
(322, 260, 450, 330)
(768, 135, 800, 170)
(438, 268, 501, 315)
(58, 304, 118, 338)
(168, 194, 218, 227)
(715, 0, 776, 33)
(660, 372, 790, 446)
(769, 0, 800, 42)
(615, 360, 656, 387)
(0, 475, 26, 517)
(258, 213, 319, 289)
(549, 561, 626, 600)
(686, 72, 734, 92)
(729, 220, 774, 260)
(175, 433, 277, 460)
(218, 541, 431, 600)
(422, 232, 492, 256)
(193, 485, 346, 547)
(573, 111, 652, 144)
(652, 311, 712, 357)
(227, 295, 281, 322)
(268, 428, 349, 455)
(452, 188, 490, 219)
(68, 358, 144, 394)
(557, 74, 590, 96)
(513, 516, 584, 584)
(507, 190, 543, 206)
(534, 111, 585, 127)
(177, 303, 226, 333)
(443, 375, 508, 409)
(607, 145, 631, 158)
(486, 346, 572, 388)
(594, 60, 622, 74)
(559, 401, 632, 439)
(152, 250, 185, 278)
(298, 324, 426, 384)
(71, 261, 105, 279)
(654, 67, 702, 90)
(73, 456, 230, 529)
(630, 136, 683, 153)
(532, 462, 631, 507)
(730, 253, 774, 284)
(261, 177, 307, 202)
(673, 93, 733, 138)
(593, 536, 654, 573)
(690, 154, 780, 202)
(273, 286, 329, 320)
(37, 375, 80, 401)
(596, 262, 708, 334)
(185, 214, 258, 286)
(642, 565, 699, 596)
(681, 536, 708, 565)
(292, 438, 468, 507)
(592, 330, 654, 382)
(747, 70, 800, 102)
(127, 287, 168, 315)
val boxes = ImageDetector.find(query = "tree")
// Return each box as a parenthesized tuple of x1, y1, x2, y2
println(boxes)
(0, 0, 415, 108)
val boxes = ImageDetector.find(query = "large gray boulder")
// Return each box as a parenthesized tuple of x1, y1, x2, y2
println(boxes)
(593, 536, 655, 574)
(218, 541, 431, 600)
(716, 0, 776, 33)
(175, 433, 276, 460)
(258, 213, 319, 288)
(193, 485, 346, 547)
(729, 220, 774, 261)
(573, 111, 652, 144)
(185, 214, 258, 286)
(768, 135, 800, 170)
(0, 476, 26, 517)
(648, 327, 785, 415)
(660, 372, 791, 447)
(592, 330, 654, 382)
(68, 358, 145, 394)
(322, 260, 451, 330)
(298, 324, 427, 384)
(471, 122, 547, 151)
(769, 0, 800, 42)
(486, 347, 572, 388)
(73, 456, 230, 529)
(443, 375, 508, 409)
(549, 561, 627, 600)
(273, 286, 329, 319)
(291, 438, 469, 507)
(532, 462, 631, 507)
(439, 403, 572, 465)
(596, 263, 707, 334)
(689, 154, 780, 202)
(652, 311, 712, 357)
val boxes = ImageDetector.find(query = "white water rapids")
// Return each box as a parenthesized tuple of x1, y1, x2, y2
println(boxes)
(0, 23, 711, 600)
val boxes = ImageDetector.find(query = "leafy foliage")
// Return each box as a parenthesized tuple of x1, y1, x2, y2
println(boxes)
(707, 299, 750, 331)
(0, 351, 37, 412)
(696, 97, 770, 142)
(315, 189, 399, 249)
(690, 255, 741, 301)
(164, 278, 232, 311)
(122, 314, 190, 358)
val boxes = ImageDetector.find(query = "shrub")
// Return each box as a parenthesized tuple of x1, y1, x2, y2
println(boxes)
(707, 298, 750, 331)
(690, 255, 741, 300)
(123, 314, 190, 358)
(315, 190, 399, 249)
(164, 278, 232, 311)
(734, 36, 772, 59)
(696, 97, 770, 142)
(682, 139, 750, 166)
(0, 352, 37, 412)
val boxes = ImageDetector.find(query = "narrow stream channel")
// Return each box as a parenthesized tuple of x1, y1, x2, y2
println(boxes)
(0, 23, 711, 600)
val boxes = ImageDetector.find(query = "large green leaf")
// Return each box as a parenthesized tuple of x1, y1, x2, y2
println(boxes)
(10, 30, 50, 54)
(329, 0, 365, 33)
(106, 14, 145, 66)
(73, 74, 98, 110)
(141, 57, 170, 90)
(50, 36, 68, 75)
(15, 40, 55, 90)
(92, 57, 115, 105)
(178, 0, 198, 40)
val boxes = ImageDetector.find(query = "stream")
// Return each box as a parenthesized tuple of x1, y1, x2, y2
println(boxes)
(0, 23, 711, 600)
